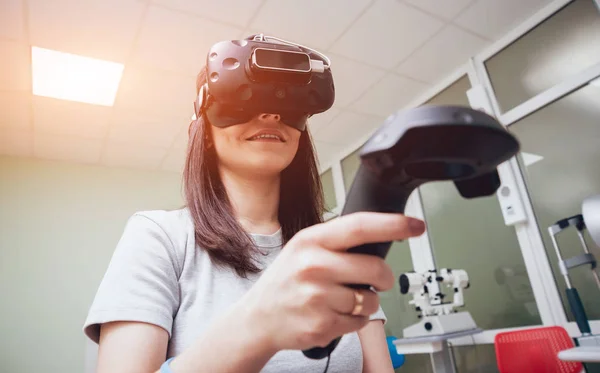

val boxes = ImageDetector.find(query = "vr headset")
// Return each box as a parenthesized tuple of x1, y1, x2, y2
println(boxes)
(194, 34, 335, 131)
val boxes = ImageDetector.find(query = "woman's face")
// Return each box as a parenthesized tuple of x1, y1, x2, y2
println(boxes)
(210, 113, 302, 178)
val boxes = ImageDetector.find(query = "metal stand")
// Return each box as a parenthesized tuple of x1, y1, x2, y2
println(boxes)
(393, 328, 483, 373)
(548, 214, 600, 336)
(430, 342, 456, 373)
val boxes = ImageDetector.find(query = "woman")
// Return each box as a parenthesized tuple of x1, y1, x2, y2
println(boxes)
(83, 51, 426, 373)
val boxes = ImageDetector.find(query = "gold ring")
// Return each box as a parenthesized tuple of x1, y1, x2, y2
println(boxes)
(351, 290, 364, 316)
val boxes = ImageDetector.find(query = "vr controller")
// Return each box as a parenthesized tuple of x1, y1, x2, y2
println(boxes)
(301, 105, 520, 360)
(194, 34, 335, 131)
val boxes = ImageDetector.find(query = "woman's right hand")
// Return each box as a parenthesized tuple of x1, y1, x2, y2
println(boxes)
(238, 211, 426, 354)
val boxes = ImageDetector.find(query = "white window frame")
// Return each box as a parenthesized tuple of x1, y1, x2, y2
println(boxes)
(320, 0, 600, 349)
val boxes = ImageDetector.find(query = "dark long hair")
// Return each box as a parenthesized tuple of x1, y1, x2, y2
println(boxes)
(183, 67, 325, 278)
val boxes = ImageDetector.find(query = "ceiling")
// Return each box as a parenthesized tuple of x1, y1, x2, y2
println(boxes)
(0, 0, 553, 173)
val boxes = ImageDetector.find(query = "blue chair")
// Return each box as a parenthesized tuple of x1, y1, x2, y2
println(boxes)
(386, 336, 405, 369)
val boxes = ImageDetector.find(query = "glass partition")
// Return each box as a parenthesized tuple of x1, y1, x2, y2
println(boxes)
(419, 76, 542, 330)
(424, 75, 472, 106)
(509, 79, 600, 322)
(341, 148, 361, 193)
(421, 181, 542, 329)
(320, 168, 337, 213)
(485, 0, 600, 113)
(450, 344, 500, 373)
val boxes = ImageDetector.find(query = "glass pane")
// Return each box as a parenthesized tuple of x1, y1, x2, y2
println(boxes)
(420, 181, 542, 329)
(424, 75, 471, 106)
(396, 354, 433, 373)
(419, 76, 542, 330)
(320, 168, 336, 212)
(485, 0, 600, 113)
(451, 344, 500, 373)
(341, 148, 361, 193)
(381, 241, 433, 373)
(509, 79, 600, 322)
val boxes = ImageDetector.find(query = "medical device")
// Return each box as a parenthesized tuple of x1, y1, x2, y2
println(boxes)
(399, 268, 477, 338)
(548, 194, 600, 347)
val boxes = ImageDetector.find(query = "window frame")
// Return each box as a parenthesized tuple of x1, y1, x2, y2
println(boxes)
(318, 0, 600, 347)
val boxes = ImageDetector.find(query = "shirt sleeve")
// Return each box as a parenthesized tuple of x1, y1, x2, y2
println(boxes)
(369, 305, 387, 324)
(83, 213, 181, 344)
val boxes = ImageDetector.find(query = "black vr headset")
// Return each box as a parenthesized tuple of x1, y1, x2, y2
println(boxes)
(194, 34, 335, 131)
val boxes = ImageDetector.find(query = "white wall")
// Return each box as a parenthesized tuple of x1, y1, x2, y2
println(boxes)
(0, 155, 184, 373)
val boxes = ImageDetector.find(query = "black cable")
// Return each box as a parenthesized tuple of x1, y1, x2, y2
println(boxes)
(322, 355, 331, 373)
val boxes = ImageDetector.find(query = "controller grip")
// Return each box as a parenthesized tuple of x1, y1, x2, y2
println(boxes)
(342, 164, 413, 258)
(302, 165, 414, 359)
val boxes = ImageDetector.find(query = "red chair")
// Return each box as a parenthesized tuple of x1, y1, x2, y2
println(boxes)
(495, 326, 583, 373)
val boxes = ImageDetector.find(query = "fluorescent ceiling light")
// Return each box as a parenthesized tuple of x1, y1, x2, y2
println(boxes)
(31, 46, 124, 106)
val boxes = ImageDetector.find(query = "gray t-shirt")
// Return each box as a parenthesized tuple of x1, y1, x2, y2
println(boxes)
(83, 208, 386, 372)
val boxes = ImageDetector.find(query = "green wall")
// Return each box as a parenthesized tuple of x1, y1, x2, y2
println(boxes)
(0, 155, 184, 373)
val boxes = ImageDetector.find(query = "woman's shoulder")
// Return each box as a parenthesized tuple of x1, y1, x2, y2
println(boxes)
(83, 207, 195, 343)
(129, 207, 193, 235)
(121, 207, 195, 269)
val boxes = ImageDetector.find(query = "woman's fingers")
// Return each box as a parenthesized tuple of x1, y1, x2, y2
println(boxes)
(248, 212, 426, 352)
(295, 212, 425, 253)
(301, 309, 371, 349)
(326, 286, 380, 317)
(296, 247, 395, 292)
